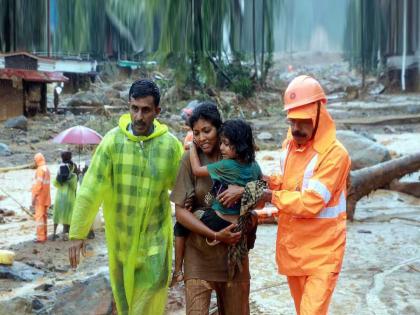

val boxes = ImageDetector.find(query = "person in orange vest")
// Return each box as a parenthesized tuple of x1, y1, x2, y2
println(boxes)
(181, 100, 200, 150)
(31, 152, 51, 243)
(260, 75, 351, 315)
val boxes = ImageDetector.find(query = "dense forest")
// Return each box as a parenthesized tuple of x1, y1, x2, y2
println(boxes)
(0, 0, 419, 90)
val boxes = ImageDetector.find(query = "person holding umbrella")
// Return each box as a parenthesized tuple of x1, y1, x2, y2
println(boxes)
(52, 125, 103, 167)
(51, 151, 78, 241)
(68, 79, 183, 315)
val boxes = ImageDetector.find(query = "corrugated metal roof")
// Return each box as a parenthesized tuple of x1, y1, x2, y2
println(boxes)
(0, 68, 68, 83)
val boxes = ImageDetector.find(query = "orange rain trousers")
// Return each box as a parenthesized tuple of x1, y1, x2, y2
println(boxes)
(32, 153, 51, 242)
(287, 273, 339, 315)
(35, 205, 48, 242)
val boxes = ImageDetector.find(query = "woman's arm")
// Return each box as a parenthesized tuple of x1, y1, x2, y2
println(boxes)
(175, 204, 241, 244)
(189, 143, 209, 177)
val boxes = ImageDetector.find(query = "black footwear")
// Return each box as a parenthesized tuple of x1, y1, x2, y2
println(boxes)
(87, 230, 95, 239)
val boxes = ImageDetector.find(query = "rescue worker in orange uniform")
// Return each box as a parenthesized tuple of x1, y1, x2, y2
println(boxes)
(31, 153, 51, 243)
(260, 75, 351, 315)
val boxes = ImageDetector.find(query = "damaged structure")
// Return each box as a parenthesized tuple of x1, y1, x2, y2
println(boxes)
(0, 52, 68, 121)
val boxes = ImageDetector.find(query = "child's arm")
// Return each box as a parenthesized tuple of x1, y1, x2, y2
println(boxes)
(189, 143, 209, 177)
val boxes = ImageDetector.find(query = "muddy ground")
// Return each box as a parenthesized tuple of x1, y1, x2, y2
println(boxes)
(1, 129, 419, 314)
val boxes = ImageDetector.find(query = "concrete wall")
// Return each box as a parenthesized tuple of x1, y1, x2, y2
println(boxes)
(0, 79, 23, 121)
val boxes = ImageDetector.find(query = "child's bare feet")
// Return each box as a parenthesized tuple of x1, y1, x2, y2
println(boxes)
(170, 271, 184, 287)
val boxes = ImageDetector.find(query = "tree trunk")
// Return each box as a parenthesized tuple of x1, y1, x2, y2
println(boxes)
(389, 180, 420, 198)
(260, 0, 265, 85)
(252, 0, 258, 80)
(0, 163, 35, 174)
(347, 152, 420, 220)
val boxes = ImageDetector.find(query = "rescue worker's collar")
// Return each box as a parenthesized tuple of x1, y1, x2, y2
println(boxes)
(291, 140, 313, 152)
(286, 103, 336, 154)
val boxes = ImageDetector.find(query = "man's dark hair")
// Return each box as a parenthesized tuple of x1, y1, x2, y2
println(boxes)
(188, 101, 222, 130)
(128, 79, 161, 106)
(219, 119, 256, 164)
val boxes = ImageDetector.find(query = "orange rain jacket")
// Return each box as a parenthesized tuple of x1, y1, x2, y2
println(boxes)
(32, 153, 51, 207)
(269, 103, 351, 276)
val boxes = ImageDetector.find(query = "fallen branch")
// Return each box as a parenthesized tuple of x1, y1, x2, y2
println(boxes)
(0, 163, 35, 174)
(0, 187, 34, 218)
(347, 152, 420, 220)
(389, 180, 420, 197)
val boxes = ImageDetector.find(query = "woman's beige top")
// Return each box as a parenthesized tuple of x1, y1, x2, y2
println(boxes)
(170, 151, 250, 282)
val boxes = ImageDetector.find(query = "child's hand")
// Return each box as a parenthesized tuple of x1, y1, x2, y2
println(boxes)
(217, 185, 244, 208)
(261, 174, 270, 182)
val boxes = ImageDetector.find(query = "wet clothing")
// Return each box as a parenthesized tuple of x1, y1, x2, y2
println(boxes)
(34, 205, 48, 242)
(53, 170, 77, 225)
(32, 153, 51, 207)
(287, 273, 339, 315)
(269, 103, 351, 314)
(228, 180, 266, 279)
(32, 153, 51, 242)
(69, 114, 183, 315)
(185, 278, 250, 315)
(173, 156, 262, 236)
(207, 159, 262, 215)
(174, 208, 231, 237)
(170, 150, 250, 315)
(200, 208, 232, 232)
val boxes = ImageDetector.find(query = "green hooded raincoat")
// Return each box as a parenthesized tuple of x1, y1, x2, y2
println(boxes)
(69, 114, 183, 315)
(53, 172, 77, 225)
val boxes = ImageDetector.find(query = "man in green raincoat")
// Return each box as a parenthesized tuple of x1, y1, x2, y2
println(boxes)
(68, 79, 183, 315)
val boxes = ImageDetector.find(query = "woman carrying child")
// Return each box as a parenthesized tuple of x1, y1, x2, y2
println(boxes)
(170, 102, 262, 315)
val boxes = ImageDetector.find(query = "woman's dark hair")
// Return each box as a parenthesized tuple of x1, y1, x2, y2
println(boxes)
(128, 79, 161, 106)
(61, 151, 72, 163)
(188, 101, 222, 130)
(220, 119, 256, 164)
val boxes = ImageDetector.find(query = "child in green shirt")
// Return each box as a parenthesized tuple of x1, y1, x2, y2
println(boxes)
(171, 119, 262, 285)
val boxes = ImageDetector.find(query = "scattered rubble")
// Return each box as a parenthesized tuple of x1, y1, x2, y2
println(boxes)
(336, 130, 391, 170)
(0, 261, 44, 281)
(4, 116, 28, 131)
(0, 143, 11, 156)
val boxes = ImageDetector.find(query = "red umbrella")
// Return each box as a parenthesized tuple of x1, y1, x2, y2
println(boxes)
(52, 125, 102, 145)
(52, 125, 103, 165)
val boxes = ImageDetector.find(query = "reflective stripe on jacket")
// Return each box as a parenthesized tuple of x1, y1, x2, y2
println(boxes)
(32, 154, 51, 207)
(269, 104, 351, 276)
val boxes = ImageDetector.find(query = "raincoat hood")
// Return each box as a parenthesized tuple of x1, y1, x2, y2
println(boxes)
(286, 102, 336, 154)
(34, 153, 46, 167)
(70, 116, 183, 314)
(119, 113, 168, 142)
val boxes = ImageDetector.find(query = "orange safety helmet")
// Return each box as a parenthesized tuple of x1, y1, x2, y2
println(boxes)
(283, 75, 327, 111)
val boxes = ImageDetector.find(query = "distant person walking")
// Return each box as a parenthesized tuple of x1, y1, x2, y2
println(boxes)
(31, 153, 51, 243)
(52, 151, 78, 241)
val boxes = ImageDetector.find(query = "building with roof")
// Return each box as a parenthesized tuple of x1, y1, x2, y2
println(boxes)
(0, 52, 70, 120)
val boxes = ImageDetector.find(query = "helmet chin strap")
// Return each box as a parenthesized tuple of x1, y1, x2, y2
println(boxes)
(310, 101, 321, 140)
